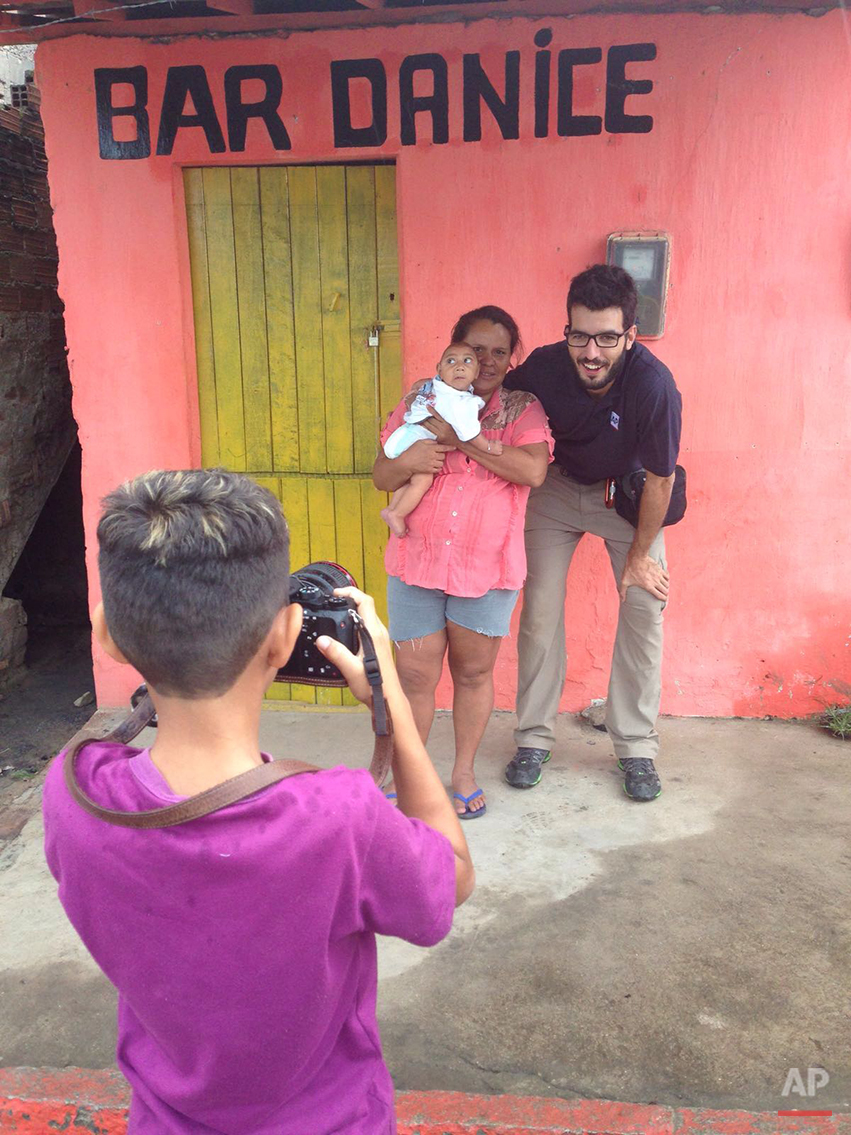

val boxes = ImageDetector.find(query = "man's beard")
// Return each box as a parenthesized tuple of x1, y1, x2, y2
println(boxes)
(568, 348, 628, 392)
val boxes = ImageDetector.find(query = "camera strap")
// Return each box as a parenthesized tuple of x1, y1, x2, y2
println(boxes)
(356, 618, 393, 789)
(64, 624, 394, 828)
(64, 745, 321, 829)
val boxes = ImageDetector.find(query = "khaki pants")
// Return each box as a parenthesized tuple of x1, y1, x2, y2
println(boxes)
(515, 466, 666, 761)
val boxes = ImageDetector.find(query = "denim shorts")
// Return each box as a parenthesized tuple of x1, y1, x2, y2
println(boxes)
(387, 575, 519, 641)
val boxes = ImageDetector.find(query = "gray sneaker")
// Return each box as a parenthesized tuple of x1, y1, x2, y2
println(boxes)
(618, 758, 662, 801)
(505, 747, 551, 789)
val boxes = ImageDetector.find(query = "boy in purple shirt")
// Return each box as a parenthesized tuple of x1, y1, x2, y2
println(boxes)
(42, 469, 474, 1134)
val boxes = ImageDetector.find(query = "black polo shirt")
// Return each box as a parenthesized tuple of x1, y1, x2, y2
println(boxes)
(505, 340, 682, 484)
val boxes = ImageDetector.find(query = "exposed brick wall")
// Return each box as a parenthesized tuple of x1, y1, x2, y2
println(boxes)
(0, 82, 76, 673)
(0, 85, 63, 317)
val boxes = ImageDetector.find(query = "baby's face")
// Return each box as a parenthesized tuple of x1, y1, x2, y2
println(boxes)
(437, 344, 479, 390)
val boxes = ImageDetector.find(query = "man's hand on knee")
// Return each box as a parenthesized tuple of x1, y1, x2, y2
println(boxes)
(619, 551, 669, 602)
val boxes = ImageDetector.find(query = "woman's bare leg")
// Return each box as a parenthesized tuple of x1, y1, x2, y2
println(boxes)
(394, 628, 448, 744)
(446, 621, 502, 815)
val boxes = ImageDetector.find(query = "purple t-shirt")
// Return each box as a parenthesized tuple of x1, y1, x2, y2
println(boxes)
(43, 743, 456, 1134)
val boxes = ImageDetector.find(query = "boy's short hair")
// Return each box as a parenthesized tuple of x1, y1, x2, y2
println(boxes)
(98, 469, 289, 698)
(567, 264, 638, 331)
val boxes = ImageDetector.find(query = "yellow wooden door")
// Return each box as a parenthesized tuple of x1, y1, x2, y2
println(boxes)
(184, 164, 399, 705)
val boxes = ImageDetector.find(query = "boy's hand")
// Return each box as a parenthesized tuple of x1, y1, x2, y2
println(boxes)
(315, 588, 397, 706)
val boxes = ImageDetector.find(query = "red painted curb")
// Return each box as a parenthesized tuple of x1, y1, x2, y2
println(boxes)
(395, 1092, 850, 1134)
(0, 1067, 130, 1133)
(0, 1070, 847, 1134)
(395, 1090, 672, 1133)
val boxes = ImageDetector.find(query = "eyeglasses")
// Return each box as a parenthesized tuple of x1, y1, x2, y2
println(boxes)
(563, 326, 629, 349)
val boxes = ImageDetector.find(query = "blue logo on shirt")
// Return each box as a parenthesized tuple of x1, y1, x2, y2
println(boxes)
(610, 411, 620, 430)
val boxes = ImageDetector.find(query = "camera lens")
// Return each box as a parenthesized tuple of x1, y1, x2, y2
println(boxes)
(289, 562, 357, 601)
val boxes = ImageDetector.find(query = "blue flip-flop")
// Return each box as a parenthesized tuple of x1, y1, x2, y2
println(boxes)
(453, 789, 487, 819)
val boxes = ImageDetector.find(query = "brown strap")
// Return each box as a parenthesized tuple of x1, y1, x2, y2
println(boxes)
(115, 690, 394, 790)
(65, 691, 395, 829)
(109, 692, 160, 746)
(368, 706, 393, 790)
(64, 746, 321, 829)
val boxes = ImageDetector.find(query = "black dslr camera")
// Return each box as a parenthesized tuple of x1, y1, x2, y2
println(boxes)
(275, 562, 359, 686)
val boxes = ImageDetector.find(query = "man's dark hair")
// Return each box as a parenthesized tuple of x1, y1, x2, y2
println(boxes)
(567, 265, 638, 331)
(451, 305, 523, 361)
(98, 469, 290, 698)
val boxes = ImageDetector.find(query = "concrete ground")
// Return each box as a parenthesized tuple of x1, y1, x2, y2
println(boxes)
(1, 709, 849, 1117)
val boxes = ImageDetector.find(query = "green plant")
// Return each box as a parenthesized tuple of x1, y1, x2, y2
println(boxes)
(819, 704, 851, 739)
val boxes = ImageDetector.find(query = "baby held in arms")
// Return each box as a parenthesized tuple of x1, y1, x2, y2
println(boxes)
(381, 342, 502, 536)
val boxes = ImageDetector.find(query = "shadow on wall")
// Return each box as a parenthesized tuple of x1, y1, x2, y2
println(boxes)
(5, 441, 90, 633)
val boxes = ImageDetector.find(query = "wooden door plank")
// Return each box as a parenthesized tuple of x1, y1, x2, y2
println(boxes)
(345, 166, 380, 471)
(231, 168, 272, 472)
(377, 326, 402, 433)
(316, 166, 354, 474)
(360, 479, 390, 627)
(202, 168, 246, 471)
(375, 165, 400, 326)
(259, 167, 300, 473)
(288, 167, 326, 474)
(363, 169, 396, 634)
(375, 166, 402, 424)
(334, 479, 365, 594)
(184, 169, 220, 467)
(307, 477, 342, 706)
(333, 478, 365, 706)
(280, 475, 316, 704)
(253, 475, 290, 702)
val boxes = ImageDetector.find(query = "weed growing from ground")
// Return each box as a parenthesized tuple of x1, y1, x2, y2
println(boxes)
(819, 703, 851, 740)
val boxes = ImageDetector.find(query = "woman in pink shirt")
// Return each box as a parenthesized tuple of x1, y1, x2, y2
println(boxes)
(373, 307, 554, 818)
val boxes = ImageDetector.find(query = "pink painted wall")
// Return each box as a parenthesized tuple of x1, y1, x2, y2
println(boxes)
(37, 13, 851, 714)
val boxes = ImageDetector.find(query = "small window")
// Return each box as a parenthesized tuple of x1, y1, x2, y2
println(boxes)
(10, 85, 28, 108)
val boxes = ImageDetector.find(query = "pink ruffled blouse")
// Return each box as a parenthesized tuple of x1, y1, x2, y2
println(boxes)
(380, 382, 554, 598)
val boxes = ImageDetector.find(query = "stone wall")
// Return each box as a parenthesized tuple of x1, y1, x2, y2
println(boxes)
(0, 83, 76, 680)
(0, 596, 26, 686)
